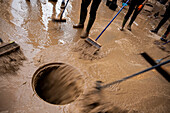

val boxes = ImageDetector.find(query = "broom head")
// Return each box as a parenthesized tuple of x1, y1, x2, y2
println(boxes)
(0, 41, 20, 57)
(85, 37, 101, 50)
(52, 17, 66, 22)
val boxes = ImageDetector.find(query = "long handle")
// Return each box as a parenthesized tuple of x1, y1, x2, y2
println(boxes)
(99, 60, 170, 89)
(163, 40, 170, 45)
(60, 0, 69, 19)
(95, 0, 130, 41)
(156, 55, 170, 63)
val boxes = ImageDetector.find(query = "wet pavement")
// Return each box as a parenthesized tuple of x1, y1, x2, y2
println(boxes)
(0, 0, 170, 113)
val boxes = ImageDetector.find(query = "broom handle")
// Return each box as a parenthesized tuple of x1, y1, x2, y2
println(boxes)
(163, 40, 170, 45)
(100, 59, 170, 89)
(60, 0, 69, 19)
(95, 0, 130, 41)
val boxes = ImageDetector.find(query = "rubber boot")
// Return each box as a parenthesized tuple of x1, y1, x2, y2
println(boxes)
(160, 35, 167, 42)
(80, 17, 95, 38)
(120, 18, 128, 31)
(0, 38, 3, 44)
(127, 24, 132, 31)
(73, 11, 87, 28)
(127, 18, 135, 31)
(150, 29, 158, 34)
(60, 0, 65, 9)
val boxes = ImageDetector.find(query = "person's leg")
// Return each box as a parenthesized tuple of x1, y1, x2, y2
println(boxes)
(109, 0, 117, 11)
(60, 0, 65, 9)
(151, 3, 170, 33)
(127, 4, 143, 31)
(164, 24, 170, 37)
(81, 0, 101, 38)
(61, 0, 65, 4)
(120, 0, 137, 30)
(73, 0, 91, 28)
(86, 0, 101, 32)
(150, 16, 169, 33)
(160, 24, 170, 42)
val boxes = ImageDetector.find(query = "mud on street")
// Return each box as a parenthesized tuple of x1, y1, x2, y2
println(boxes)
(0, 0, 170, 113)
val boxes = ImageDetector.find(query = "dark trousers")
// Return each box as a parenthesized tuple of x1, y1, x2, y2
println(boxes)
(155, 5, 170, 31)
(80, 0, 101, 19)
(164, 25, 170, 37)
(124, 0, 145, 25)
(156, 16, 169, 31)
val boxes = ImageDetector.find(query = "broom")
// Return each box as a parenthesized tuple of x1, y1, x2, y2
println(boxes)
(0, 41, 20, 57)
(95, 59, 170, 90)
(84, 0, 130, 55)
(0, 39, 26, 74)
(53, 0, 69, 22)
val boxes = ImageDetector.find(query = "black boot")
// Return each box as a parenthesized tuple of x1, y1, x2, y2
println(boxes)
(0, 38, 3, 44)
(80, 17, 95, 38)
(73, 11, 87, 28)
(127, 24, 132, 31)
(160, 35, 167, 42)
(150, 29, 158, 34)
(106, 0, 111, 6)
(120, 18, 128, 31)
(60, 1, 65, 9)
(109, 0, 117, 11)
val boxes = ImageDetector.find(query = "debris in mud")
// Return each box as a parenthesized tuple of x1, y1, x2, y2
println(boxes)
(32, 63, 84, 105)
(0, 49, 26, 74)
(70, 82, 136, 113)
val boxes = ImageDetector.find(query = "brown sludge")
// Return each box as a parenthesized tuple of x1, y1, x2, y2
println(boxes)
(0, 49, 26, 74)
(70, 82, 137, 113)
(33, 63, 84, 105)
(73, 39, 104, 60)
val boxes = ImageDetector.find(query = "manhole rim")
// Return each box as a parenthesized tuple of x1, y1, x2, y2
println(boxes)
(32, 62, 84, 105)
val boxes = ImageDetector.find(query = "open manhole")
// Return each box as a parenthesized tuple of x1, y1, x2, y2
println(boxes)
(32, 63, 84, 105)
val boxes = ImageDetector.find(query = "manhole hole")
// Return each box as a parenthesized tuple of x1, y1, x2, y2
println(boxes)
(32, 63, 84, 105)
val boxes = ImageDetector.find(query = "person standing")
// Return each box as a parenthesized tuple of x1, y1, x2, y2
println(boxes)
(120, 0, 148, 31)
(73, 0, 101, 38)
(150, 2, 170, 42)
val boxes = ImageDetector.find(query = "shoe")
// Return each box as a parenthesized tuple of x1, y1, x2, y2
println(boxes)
(80, 31, 89, 38)
(73, 24, 84, 28)
(127, 25, 131, 31)
(60, 2, 65, 9)
(109, 1, 117, 11)
(150, 29, 158, 34)
(119, 27, 124, 31)
(106, 0, 111, 6)
(0, 38, 3, 43)
(160, 35, 167, 42)
(160, 37, 167, 42)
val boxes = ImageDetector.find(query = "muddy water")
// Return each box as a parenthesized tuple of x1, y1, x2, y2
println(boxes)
(0, 0, 170, 113)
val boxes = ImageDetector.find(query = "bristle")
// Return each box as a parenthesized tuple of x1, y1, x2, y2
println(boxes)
(52, 18, 66, 22)
(86, 38, 101, 49)
(0, 42, 20, 57)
